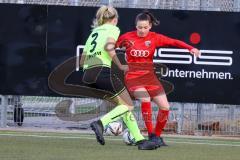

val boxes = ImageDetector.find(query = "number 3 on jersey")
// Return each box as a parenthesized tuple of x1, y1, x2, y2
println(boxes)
(90, 32, 98, 53)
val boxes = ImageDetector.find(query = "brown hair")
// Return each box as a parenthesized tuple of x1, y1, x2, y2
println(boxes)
(92, 5, 118, 28)
(135, 10, 160, 26)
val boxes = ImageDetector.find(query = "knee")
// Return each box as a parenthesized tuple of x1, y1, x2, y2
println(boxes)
(136, 94, 151, 102)
(160, 105, 170, 111)
(126, 105, 134, 111)
(140, 97, 151, 102)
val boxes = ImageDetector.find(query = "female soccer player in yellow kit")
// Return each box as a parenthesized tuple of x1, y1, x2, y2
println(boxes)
(80, 6, 156, 150)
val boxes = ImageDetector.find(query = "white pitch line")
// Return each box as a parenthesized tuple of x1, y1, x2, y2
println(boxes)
(167, 140, 240, 147)
(166, 138, 240, 144)
(0, 133, 240, 147)
(0, 133, 120, 141)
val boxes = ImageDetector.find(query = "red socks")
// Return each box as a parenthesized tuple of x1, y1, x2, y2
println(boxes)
(141, 102, 153, 134)
(141, 101, 170, 137)
(155, 109, 169, 137)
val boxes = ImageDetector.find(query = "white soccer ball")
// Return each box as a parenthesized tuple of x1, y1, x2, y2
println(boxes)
(122, 129, 136, 145)
(104, 121, 123, 136)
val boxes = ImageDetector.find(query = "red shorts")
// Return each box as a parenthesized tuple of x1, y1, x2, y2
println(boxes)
(125, 70, 165, 98)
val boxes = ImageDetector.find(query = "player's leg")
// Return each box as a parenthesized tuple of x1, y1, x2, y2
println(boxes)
(113, 88, 157, 150)
(90, 89, 133, 145)
(133, 87, 153, 136)
(152, 93, 170, 146)
(100, 89, 134, 127)
(96, 69, 134, 127)
(90, 68, 134, 145)
(88, 67, 144, 146)
(91, 89, 156, 149)
(118, 88, 157, 149)
(122, 111, 156, 150)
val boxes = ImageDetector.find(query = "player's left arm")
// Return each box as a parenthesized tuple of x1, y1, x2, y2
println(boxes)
(156, 34, 201, 57)
(79, 51, 86, 67)
(189, 48, 200, 57)
(80, 39, 90, 68)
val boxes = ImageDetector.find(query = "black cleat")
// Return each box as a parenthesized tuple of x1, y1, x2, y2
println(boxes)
(149, 133, 161, 148)
(158, 137, 168, 147)
(90, 120, 105, 145)
(149, 134, 168, 147)
(136, 139, 157, 150)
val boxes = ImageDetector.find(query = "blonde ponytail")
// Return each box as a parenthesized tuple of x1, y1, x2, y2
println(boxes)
(92, 5, 118, 28)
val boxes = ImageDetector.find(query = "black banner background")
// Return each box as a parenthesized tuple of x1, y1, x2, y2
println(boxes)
(0, 4, 240, 104)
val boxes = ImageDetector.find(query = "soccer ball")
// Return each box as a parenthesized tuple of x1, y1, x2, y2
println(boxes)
(122, 129, 135, 145)
(104, 121, 123, 136)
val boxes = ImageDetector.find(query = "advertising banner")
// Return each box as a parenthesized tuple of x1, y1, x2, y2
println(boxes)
(0, 4, 239, 104)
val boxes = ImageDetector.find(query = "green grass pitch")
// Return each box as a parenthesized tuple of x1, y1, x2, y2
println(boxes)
(0, 131, 239, 160)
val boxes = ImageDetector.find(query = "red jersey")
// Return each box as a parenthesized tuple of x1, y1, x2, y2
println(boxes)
(117, 31, 194, 64)
(116, 31, 194, 97)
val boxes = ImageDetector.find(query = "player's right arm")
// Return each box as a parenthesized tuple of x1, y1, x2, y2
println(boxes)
(105, 27, 129, 72)
(105, 37, 129, 72)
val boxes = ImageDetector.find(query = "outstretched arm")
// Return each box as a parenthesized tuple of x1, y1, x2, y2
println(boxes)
(173, 39, 201, 57)
(157, 34, 201, 57)
(189, 48, 201, 57)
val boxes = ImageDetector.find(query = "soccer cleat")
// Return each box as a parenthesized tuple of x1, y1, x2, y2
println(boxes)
(149, 133, 168, 147)
(90, 120, 105, 145)
(148, 133, 161, 148)
(135, 139, 157, 150)
(158, 137, 168, 147)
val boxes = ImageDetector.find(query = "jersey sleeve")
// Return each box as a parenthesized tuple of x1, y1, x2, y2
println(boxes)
(155, 33, 194, 51)
(116, 33, 133, 49)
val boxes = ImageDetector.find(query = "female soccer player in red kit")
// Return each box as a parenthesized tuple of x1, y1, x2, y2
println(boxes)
(116, 10, 200, 147)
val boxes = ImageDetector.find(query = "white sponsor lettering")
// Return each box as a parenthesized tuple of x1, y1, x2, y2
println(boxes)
(76, 46, 234, 73)
(153, 48, 233, 66)
(130, 49, 150, 57)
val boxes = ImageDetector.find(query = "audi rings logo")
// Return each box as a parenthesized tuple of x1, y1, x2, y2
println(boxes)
(130, 49, 150, 57)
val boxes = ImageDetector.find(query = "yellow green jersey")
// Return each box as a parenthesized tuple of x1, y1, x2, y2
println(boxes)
(82, 24, 120, 70)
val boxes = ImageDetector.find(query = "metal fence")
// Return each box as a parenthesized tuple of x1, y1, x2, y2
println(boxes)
(0, 0, 240, 12)
(1, 95, 240, 136)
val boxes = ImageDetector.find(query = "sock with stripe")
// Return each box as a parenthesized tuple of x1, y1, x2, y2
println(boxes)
(122, 111, 145, 142)
(141, 101, 153, 135)
(100, 104, 129, 127)
(155, 109, 169, 137)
